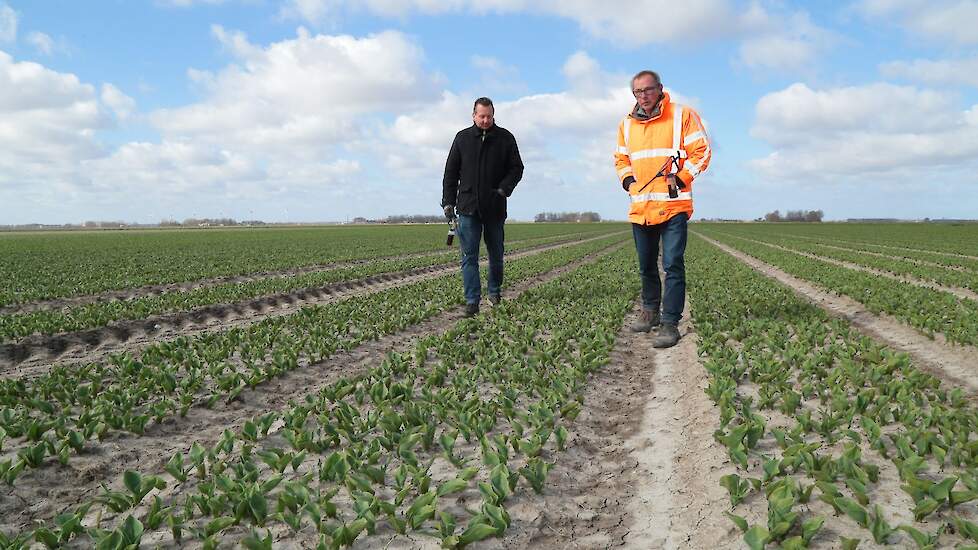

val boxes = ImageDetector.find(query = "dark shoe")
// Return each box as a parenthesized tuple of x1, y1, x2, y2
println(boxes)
(488, 294, 501, 306)
(652, 323, 680, 348)
(463, 303, 480, 317)
(630, 309, 660, 332)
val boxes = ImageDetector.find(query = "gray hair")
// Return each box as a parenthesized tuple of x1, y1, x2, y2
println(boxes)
(630, 70, 662, 89)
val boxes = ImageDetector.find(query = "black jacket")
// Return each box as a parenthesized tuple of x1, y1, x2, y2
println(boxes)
(442, 124, 524, 221)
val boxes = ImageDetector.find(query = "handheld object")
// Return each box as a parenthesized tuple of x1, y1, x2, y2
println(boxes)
(446, 218, 457, 246)
(634, 155, 683, 196)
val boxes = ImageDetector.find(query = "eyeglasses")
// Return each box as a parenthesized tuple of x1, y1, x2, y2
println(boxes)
(632, 86, 660, 97)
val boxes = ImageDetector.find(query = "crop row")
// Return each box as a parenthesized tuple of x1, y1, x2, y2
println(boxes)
(750, 233, 978, 274)
(696, 223, 978, 258)
(694, 228, 978, 347)
(0, 223, 622, 307)
(712, 232, 978, 294)
(0, 232, 624, 345)
(0, 235, 626, 490)
(3, 245, 637, 548)
(688, 234, 978, 548)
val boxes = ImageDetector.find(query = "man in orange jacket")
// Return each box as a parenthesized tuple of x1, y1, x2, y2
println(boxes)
(615, 70, 711, 348)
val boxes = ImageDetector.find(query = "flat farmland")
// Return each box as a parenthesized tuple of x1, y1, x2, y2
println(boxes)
(3, 221, 978, 549)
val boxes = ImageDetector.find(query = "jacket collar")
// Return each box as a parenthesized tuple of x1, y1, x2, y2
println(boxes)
(631, 91, 671, 122)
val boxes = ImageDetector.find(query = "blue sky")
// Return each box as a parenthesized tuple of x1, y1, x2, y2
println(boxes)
(2, 0, 977, 224)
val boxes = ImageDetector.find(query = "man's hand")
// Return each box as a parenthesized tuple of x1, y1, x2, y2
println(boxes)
(666, 174, 684, 189)
(495, 188, 506, 198)
(622, 175, 636, 192)
(443, 204, 456, 220)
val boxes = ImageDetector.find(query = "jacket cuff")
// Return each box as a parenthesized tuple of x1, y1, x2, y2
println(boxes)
(621, 175, 636, 191)
(675, 172, 691, 187)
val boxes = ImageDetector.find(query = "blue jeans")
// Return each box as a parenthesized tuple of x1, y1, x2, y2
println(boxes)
(632, 213, 688, 325)
(457, 214, 505, 304)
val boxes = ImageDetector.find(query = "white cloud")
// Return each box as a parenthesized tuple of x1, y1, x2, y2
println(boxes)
(880, 56, 978, 88)
(285, 1, 834, 73)
(0, 51, 107, 182)
(284, 0, 740, 44)
(749, 82, 978, 181)
(854, 0, 978, 45)
(736, 7, 837, 72)
(26, 31, 54, 55)
(101, 83, 136, 120)
(149, 27, 441, 156)
(470, 55, 526, 96)
(157, 0, 229, 6)
(0, 2, 17, 43)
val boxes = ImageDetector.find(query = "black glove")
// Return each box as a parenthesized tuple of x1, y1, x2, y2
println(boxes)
(495, 188, 507, 198)
(443, 204, 456, 220)
(622, 175, 636, 192)
(666, 174, 685, 189)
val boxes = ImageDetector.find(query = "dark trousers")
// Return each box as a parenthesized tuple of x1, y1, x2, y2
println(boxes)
(457, 213, 504, 304)
(632, 212, 688, 325)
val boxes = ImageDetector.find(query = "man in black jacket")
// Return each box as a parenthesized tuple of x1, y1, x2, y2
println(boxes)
(442, 97, 524, 317)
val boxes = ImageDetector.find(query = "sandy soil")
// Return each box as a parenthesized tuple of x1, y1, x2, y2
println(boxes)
(481, 302, 739, 550)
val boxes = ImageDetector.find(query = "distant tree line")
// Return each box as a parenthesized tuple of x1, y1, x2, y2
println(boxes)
(763, 210, 823, 222)
(534, 212, 602, 223)
(158, 218, 265, 227)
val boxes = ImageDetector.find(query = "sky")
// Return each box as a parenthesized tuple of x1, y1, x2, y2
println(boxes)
(2, 0, 978, 224)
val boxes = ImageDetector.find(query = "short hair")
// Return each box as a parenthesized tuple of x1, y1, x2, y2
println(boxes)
(473, 97, 494, 113)
(631, 70, 661, 89)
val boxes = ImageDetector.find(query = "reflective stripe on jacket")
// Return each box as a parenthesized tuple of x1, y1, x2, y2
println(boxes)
(614, 91, 711, 226)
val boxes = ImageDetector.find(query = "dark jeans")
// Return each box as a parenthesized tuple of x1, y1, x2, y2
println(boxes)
(457, 213, 505, 304)
(632, 212, 688, 325)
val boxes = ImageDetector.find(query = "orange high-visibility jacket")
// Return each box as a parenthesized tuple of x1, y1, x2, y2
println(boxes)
(614, 91, 712, 226)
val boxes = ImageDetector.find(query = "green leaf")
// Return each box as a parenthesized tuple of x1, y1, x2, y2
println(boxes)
(897, 525, 932, 548)
(840, 537, 860, 550)
(743, 525, 769, 550)
(725, 512, 748, 533)
(119, 515, 144, 545)
(929, 476, 957, 502)
(801, 516, 824, 544)
(951, 490, 978, 507)
(249, 492, 268, 525)
(834, 497, 869, 528)
(458, 523, 498, 545)
(437, 478, 469, 497)
(206, 516, 237, 537)
(912, 497, 940, 522)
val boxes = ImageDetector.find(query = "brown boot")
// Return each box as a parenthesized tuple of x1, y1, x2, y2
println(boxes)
(652, 323, 680, 348)
(630, 309, 660, 332)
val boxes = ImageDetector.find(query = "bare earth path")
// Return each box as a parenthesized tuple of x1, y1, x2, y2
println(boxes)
(495, 303, 739, 550)
(696, 232, 978, 396)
